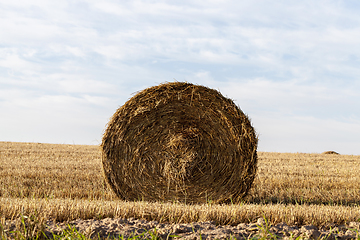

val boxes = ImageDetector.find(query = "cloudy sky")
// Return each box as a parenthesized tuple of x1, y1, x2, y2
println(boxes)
(1, 0, 359, 154)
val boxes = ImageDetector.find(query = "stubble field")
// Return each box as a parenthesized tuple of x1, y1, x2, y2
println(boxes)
(1, 141, 360, 239)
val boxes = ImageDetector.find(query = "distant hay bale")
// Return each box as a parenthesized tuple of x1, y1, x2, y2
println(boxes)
(322, 151, 340, 155)
(101, 82, 258, 204)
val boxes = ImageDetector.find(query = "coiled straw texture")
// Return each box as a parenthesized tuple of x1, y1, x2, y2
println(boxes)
(101, 82, 258, 204)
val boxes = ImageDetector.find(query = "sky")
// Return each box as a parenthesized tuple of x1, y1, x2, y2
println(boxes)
(1, 0, 360, 155)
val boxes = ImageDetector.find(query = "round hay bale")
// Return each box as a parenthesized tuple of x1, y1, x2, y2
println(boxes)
(322, 151, 340, 155)
(101, 82, 258, 204)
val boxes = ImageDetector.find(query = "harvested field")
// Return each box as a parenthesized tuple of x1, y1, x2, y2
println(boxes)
(1, 141, 360, 239)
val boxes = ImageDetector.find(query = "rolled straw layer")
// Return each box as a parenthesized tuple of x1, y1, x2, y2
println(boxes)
(101, 82, 258, 204)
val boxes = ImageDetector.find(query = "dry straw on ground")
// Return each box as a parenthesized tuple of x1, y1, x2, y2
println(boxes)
(101, 82, 258, 204)
(2, 142, 360, 228)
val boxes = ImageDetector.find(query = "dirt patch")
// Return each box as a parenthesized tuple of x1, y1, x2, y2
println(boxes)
(3, 217, 360, 239)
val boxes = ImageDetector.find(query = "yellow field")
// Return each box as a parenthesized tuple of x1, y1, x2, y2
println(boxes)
(1, 141, 360, 227)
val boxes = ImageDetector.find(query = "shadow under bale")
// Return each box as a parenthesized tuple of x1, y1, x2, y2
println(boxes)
(101, 82, 258, 204)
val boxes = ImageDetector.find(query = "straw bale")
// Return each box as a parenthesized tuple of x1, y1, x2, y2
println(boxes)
(322, 151, 340, 155)
(101, 82, 258, 204)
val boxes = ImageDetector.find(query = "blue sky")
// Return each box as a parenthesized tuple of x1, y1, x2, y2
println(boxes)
(1, 1, 359, 154)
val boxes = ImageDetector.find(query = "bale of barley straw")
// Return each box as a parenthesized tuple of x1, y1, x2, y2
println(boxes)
(101, 82, 258, 204)
(322, 151, 340, 155)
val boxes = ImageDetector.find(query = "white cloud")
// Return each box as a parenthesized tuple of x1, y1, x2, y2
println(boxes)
(0, 49, 41, 73)
(56, 78, 117, 95)
(65, 46, 86, 58)
(90, 1, 133, 16)
(1, 0, 360, 153)
(94, 46, 127, 60)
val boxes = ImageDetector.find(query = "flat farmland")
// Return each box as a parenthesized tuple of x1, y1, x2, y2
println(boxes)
(0, 141, 360, 239)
